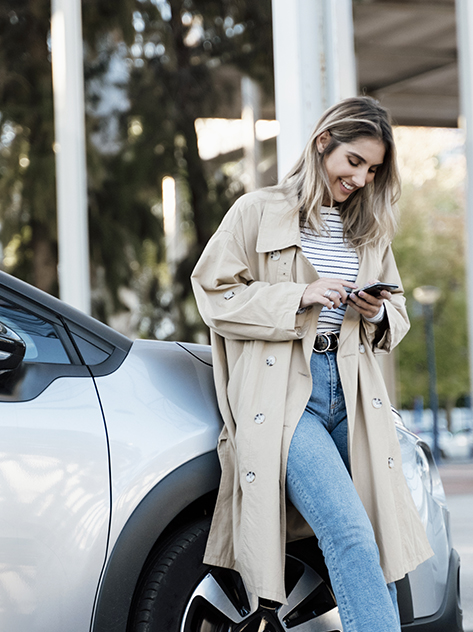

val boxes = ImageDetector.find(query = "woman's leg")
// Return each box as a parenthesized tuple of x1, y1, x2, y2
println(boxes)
(388, 582, 401, 627)
(286, 352, 401, 632)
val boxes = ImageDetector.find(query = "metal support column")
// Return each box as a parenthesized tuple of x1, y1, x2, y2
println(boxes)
(51, 0, 90, 314)
(271, 0, 357, 180)
(456, 0, 473, 404)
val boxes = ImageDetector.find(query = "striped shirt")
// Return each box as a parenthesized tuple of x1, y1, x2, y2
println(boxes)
(300, 206, 359, 333)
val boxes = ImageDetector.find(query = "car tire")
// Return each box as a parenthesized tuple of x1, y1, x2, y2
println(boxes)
(129, 516, 213, 632)
(129, 516, 341, 632)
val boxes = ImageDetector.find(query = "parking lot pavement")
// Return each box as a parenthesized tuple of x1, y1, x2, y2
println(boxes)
(440, 461, 473, 495)
(439, 462, 473, 632)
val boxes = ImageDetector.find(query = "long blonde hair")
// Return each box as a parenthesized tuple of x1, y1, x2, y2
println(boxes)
(277, 97, 401, 250)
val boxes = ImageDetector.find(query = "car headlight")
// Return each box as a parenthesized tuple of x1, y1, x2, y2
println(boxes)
(415, 443, 431, 494)
(415, 440, 447, 507)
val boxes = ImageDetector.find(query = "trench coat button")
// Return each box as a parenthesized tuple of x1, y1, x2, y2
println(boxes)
(246, 471, 256, 483)
(388, 457, 394, 469)
(359, 343, 366, 354)
(223, 290, 235, 300)
(266, 355, 276, 367)
(254, 413, 266, 424)
(372, 397, 383, 409)
(269, 250, 281, 261)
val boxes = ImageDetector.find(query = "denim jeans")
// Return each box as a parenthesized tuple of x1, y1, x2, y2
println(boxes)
(286, 350, 401, 632)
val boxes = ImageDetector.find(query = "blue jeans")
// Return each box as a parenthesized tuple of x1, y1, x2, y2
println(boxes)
(286, 351, 401, 632)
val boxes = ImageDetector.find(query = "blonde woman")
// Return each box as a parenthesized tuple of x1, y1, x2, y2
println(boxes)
(191, 97, 433, 631)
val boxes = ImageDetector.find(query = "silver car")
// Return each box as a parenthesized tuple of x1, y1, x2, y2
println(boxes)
(0, 271, 463, 631)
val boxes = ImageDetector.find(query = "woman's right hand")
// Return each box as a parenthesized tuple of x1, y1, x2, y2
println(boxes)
(299, 278, 358, 310)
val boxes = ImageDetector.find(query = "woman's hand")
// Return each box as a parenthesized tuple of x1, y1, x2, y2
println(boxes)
(300, 278, 358, 310)
(347, 279, 391, 319)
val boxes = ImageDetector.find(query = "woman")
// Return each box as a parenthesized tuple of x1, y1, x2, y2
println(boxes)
(191, 97, 433, 632)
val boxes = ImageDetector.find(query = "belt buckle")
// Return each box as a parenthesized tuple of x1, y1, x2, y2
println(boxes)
(327, 332, 338, 352)
(313, 333, 331, 353)
(313, 332, 338, 353)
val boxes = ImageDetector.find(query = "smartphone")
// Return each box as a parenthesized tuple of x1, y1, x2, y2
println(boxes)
(349, 282, 399, 299)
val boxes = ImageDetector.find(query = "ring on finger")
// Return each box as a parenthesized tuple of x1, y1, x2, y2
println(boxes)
(324, 289, 333, 298)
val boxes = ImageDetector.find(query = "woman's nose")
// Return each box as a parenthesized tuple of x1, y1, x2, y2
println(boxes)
(352, 170, 368, 188)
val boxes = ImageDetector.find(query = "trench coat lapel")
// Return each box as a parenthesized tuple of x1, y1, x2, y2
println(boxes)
(255, 193, 321, 287)
(255, 193, 301, 253)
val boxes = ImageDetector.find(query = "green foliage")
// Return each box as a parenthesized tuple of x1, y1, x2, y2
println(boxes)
(83, 0, 273, 337)
(0, 0, 57, 292)
(0, 0, 274, 341)
(394, 147, 469, 410)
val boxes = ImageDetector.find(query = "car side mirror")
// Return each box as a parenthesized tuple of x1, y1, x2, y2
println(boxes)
(0, 322, 26, 371)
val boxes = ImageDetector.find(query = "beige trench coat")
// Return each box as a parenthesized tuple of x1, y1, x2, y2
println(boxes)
(191, 188, 433, 604)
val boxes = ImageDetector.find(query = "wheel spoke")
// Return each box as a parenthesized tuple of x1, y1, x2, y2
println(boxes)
(279, 563, 323, 619)
(282, 608, 342, 632)
(182, 572, 255, 627)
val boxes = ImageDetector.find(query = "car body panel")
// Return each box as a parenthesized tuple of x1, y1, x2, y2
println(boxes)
(0, 376, 110, 631)
(94, 339, 221, 550)
(398, 428, 451, 618)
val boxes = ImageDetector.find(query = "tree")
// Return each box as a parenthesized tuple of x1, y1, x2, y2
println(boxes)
(0, 0, 275, 342)
(0, 0, 57, 293)
(393, 127, 469, 421)
(84, 0, 274, 339)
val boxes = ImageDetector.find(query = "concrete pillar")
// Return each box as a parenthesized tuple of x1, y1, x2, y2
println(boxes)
(456, 0, 473, 404)
(323, 0, 358, 106)
(51, 0, 90, 314)
(271, 0, 357, 180)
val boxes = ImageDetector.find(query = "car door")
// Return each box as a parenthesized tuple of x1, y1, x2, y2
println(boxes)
(0, 294, 111, 632)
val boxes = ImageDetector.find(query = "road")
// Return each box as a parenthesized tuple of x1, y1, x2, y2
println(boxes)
(439, 462, 473, 632)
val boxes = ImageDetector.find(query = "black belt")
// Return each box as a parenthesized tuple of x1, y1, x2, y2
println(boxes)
(313, 331, 339, 353)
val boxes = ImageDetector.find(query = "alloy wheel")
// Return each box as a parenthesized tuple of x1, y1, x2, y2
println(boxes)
(180, 555, 342, 632)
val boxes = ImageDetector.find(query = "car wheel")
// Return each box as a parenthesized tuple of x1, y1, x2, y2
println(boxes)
(130, 516, 342, 632)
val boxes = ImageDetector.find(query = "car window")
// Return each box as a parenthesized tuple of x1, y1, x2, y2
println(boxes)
(0, 298, 71, 364)
(70, 332, 111, 365)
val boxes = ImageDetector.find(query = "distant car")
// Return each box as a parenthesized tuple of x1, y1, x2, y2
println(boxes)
(0, 271, 463, 631)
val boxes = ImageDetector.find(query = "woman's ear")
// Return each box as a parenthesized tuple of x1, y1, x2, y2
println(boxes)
(316, 130, 331, 153)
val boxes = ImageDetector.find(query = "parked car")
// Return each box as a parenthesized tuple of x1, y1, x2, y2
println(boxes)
(0, 271, 463, 632)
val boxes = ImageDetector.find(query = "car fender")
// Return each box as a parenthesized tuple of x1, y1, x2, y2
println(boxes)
(91, 450, 220, 632)
(94, 340, 221, 547)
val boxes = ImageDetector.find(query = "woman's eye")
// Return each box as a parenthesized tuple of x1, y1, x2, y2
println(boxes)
(348, 159, 358, 167)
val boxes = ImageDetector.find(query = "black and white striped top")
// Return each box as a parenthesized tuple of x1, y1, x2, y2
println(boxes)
(300, 206, 359, 333)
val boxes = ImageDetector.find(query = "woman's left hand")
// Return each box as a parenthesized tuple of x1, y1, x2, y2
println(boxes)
(347, 280, 391, 319)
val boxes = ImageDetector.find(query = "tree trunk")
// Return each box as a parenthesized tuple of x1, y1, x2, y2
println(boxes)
(31, 221, 58, 295)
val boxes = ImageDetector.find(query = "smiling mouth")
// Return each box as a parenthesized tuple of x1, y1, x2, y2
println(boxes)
(340, 179, 355, 192)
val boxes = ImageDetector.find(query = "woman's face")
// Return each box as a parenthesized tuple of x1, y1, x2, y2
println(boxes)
(316, 132, 386, 205)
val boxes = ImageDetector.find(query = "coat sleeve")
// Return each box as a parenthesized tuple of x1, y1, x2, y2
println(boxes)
(362, 244, 410, 353)
(191, 213, 311, 342)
